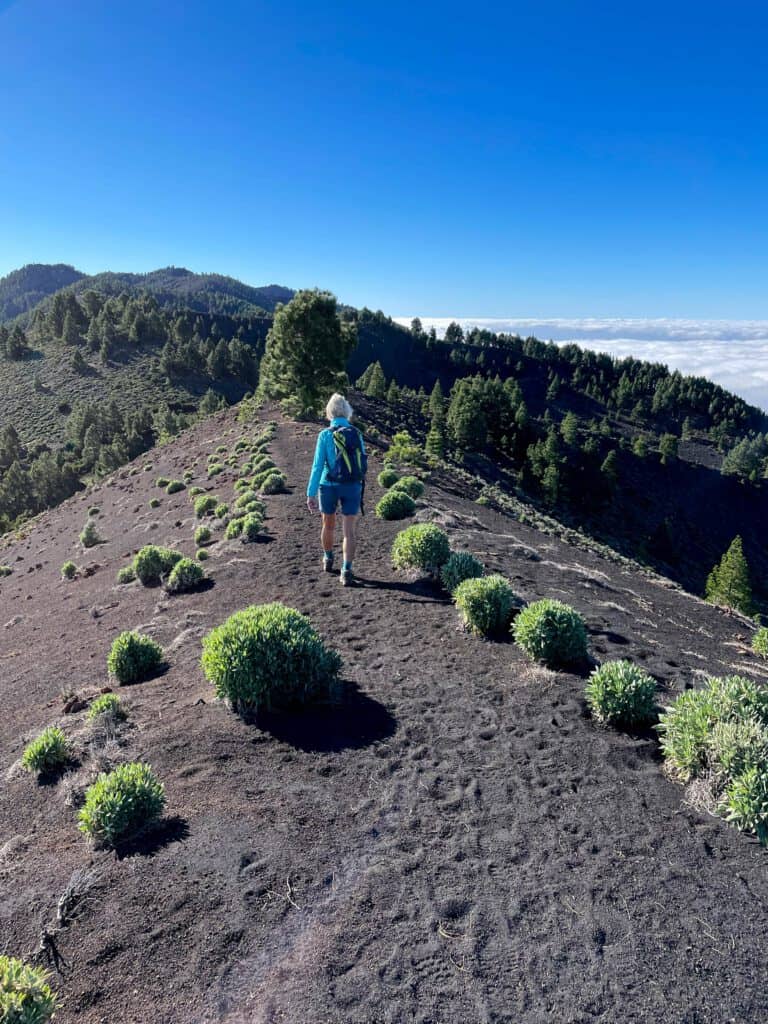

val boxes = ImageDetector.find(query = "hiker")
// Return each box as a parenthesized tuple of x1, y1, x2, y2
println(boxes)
(306, 393, 367, 586)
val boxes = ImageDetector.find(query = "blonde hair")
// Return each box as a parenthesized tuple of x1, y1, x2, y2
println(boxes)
(326, 393, 353, 421)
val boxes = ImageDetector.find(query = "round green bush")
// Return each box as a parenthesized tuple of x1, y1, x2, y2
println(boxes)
(252, 455, 276, 474)
(226, 517, 244, 539)
(440, 551, 484, 595)
(132, 545, 182, 585)
(207, 463, 225, 477)
(585, 660, 657, 727)
(259, 471, 287, 495)
(753, 627, 768, 659)
(148, 497, 161, 509)
(234, 478, 252, 492)
(61, 560, 78, 580)
(513, 599, 588, 666)
(194, 525, 212, 546)
(87, 505, 100, 517)
(214, 502, 229, 519)
(707, 718, 768, 788)
(165, 479, 185, 495)
(234, 440, 248, 453)
(196, 548, 210, 561)
(391, 523, 450, 574)
(78, 762, 165, 845)
(0, 956, 57, 1023)
(87, 693, 126, 722)
(194, 495, 218, 518)
(155, 476, 170, 488)
(234, 490, 258, 510)
(391, 475, 424, 499)
(183, 470, 195, 483)
(721, 764, 768, 845)
(201, 603, 342, 714)
(377, 468, 399, 489)
(375, 490, 416, 521)
(0, 565, 12, 578)
(107, 631, 164, 684)
(116, 565, 136, 585)
(80, 521, 101, 548)
(189, 486, 205, 498)
(21, 726, 70, 775)
(241, 513, 264, 542)
(454, 574, 515, 636)
(165, 558, 205, 594)
(216, 443, 228, 454)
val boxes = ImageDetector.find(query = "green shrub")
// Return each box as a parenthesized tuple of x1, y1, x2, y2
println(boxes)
(195, 525, 212, 546)
(233, 477, 252, 492)
(197, 548, 210, 561)
(585, 660, 657, 727)
(375, 490, 416, 521)
(132, 545, 182, 585)
(216, 444, 228, 454)
(201, 603, 341, 714)
(513, 599, 588, 666)
(455, 574, 515, 636)
(21, 727, 70, 775)
(234, 440, 248, 453)
(183, 470, 195, 483)
(80, 521, 101, 548)
(166, 558, 205, 594)
(391, 475, 424, 499)
(214, 502, 229, 519)
(87, 505, 100, 516)
(440, 551, 485, 594)
(225, 517, 245, 539)
(259, 471, 287, 495)
(87, 693, 126, 722)
(721, 764, 768, 844)
(116, 566, 136, 585)
(149, 497, 160, 509)
(189, 486, 205, 498)
(61, 560, 78, 580)
(0, 565, 12, 578)
(156, 476, 170, 488)
(391, 523, 450, 574)
(378, 468, 399, 489)
(241, 513, 264, 542)
(78, 762, 165, 845)
(143, 463, 153, 472)
(707, 718, 768, 788)
(234, 490, 258, 510)
(252, 455, 275, 474)
(107, 631, 164, 684)
(753, 627, 768, 659)
(194, 495, 218, 518)
(165, 480, 185, 495)
(207, 463, 225, 477)
(0, 956, 57, 1023)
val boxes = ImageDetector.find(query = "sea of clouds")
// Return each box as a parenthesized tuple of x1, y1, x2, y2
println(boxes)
(393, 317, 768, 414)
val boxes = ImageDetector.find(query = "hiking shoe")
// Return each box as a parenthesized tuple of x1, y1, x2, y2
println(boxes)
(322, 555, 334, 573)
(340, 568, 354, 587)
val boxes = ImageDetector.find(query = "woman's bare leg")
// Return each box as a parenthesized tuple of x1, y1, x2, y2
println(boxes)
(321, 513, 336, 554)
(342, 514, 358, 565)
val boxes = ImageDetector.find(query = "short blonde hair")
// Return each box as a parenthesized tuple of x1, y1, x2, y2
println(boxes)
(326, 393, 353, 421)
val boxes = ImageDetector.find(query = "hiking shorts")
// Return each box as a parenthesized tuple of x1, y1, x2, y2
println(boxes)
(318, 482, 362, 516)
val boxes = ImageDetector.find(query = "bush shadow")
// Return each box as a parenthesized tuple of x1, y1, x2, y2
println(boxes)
(354, 575, 448, 602)
(166, 577, 215, 596)
(115, 815, 190, 859)
(118, 662, 171, 687)
(251, 681, 396, 752)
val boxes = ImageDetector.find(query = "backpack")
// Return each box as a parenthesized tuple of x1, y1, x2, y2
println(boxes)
(328, 426, 367, 484)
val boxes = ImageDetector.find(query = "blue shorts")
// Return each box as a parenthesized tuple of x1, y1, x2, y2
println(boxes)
(318, 482, 362, 516)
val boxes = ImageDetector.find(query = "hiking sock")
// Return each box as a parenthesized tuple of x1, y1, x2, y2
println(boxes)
(323, 551, 334, 565)
(342, 560, 353, 572)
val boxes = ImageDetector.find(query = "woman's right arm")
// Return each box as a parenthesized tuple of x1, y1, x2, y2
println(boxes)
(306, 431, 326, 499)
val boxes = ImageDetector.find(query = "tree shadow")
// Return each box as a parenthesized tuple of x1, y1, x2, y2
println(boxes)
(118, 662, 171, 686)
(250, 681, 396, 752)
(166, 577, 215, 596)
(354, 575, 447, 601)
(115, 816, 190, 859)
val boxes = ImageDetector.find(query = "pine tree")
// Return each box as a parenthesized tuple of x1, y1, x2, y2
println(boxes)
(355, 363, 375, 390)
(659, 433, 678, 465)
(62, 310, 81, 346)
(560, 411, 579, 445)
(366, 361, 387, 399)
(428, 380, 445, 423)
(706, 536, 754, 615)
(425, 422, 446, 458)
(258, 289, 357, 416)
(386, 379, 400, 404)
(600, 450, 619, 486)
(71, 348, 89, 374)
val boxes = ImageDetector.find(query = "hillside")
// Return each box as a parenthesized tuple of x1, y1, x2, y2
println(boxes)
(0, 264, 85, 321)
(2, 404, 768, 1023)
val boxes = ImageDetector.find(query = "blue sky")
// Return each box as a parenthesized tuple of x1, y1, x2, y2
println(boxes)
(1, 0, 767, 317)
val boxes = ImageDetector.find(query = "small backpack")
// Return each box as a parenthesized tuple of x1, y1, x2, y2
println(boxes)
(328, 426, 367, 483)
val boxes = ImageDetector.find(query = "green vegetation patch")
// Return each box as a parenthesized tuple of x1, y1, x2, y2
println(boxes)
(132, 545, 182, 585)
(391, 475, 424, 499)
(513, 598, 588, 666)
(0, 956, 57, 1023)
(22, 726, 71, 775)
(585, 660, 657, 727)
(391, 523, 450, 575)
(87, 693, 127, 722)
(107, 631, 164, 684)
(78, 762, 165, 845)
(440, 551, 484, 595)
(375, 490, 416, 521)
(455, 574, 516, 637)
(194, 495, 218, 518)
(753, 627, 768, 659)
(61, 560, 78, 580)
(165, 557, 205, 594)
(377, 468, 399, 489)
(165, 479, 186, 495)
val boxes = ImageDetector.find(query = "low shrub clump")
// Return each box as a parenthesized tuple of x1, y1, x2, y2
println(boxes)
(207, 462, 225, 477)
(87, 693, 126, 721)
(183, 470, 195, 483)
(0, 956, 57, 1023)
(194, 525, 212, 546)
(391, 475, 424, 499)
(225, 517, 244, 539)
(241, 513, 264, 542)
(78, 762, 165, 845)
(234, 478, 252, 492)
(107, 631, 164, 684)
(391, 523, 450, 575)
(61, 560, 78, 580)
(234, 490, 258, 510)
(116, 566, 136, 585)
(194, 495, 218, 518)
(165, 558, 205, 594)
(441, 551, 484, 595)
(189, 486, 205, 498)
(0, 565, 12, 578)
(585, 660, 657, 727)
(87, 505, 100, 516)
(21, 726, 71, 775)
(201, 602, 341, 714)
(214, 502, 229, 519)
(80, 521, 101, 548)
(149, 497, 161, 509)
(252, 455, 275, 474)
(513, 599, 588, 666)
(166, 479, 185, 495)
(259, 471, 288, 495)
(753, 627, 768, 659)
(156, 476, 170, 488)
(377, 468, 399, 489)
(197, 548, 210, 561)
(375, 490, 416, 521)
(455, 574, 516, 636)
(132, 545, 182, 585)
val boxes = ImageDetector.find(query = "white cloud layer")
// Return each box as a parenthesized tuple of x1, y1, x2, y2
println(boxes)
(394, 317, 768, 414)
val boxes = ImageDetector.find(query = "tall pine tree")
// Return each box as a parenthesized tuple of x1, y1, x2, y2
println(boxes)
(706, 536, 754, 615)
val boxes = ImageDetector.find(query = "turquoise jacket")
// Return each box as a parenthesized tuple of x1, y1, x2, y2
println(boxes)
(306, 418, 366, 497)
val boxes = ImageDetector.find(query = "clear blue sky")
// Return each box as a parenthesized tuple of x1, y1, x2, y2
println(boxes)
(1, 0, 767, 317)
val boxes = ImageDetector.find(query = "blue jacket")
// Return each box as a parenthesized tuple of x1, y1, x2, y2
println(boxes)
(306, 418, 366, 497)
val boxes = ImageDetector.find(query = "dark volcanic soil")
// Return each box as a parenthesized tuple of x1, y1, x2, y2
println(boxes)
(1, 407, 767, 1024)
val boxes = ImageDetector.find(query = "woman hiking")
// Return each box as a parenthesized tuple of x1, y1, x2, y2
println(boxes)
(306, 393, 367, 586)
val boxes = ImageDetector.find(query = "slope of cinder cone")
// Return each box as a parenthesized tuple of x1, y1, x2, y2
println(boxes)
(1, 404, 766, 1024)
